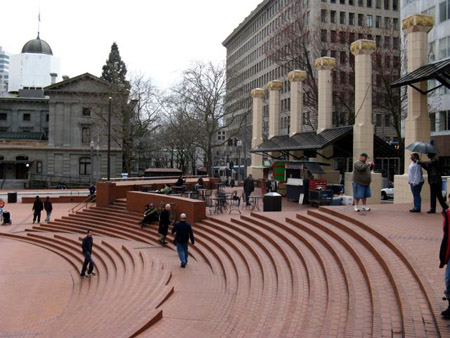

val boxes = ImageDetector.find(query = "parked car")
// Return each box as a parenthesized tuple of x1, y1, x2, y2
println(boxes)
(381, 186, 394, 200)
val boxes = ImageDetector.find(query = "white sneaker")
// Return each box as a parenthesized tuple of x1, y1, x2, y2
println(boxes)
(362, 206, 371, 211)
(354, 206, 360, 212)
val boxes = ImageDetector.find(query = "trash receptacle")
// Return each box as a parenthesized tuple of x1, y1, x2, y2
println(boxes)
(263, 192, 282, 212)
(8, 192, 17, 203)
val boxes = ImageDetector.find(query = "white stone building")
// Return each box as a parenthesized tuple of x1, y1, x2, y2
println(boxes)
(8, 34, 61, 93)
(402, 0, 450, 175)
(0, 46, 9, 93)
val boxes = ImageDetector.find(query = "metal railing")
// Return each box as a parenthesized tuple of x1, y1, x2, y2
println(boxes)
(69, 195, 96, 214)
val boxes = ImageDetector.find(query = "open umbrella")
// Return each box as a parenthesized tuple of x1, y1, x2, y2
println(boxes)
(405, 141, 438, 154)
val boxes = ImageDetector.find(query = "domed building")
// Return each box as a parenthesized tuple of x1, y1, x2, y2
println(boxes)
(8, 34, 60, 92)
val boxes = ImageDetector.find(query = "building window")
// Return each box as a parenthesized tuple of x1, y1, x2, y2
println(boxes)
(321, 30, 327, 42)
(358, 14, 363, 26)
(392, 0, 398, 10)
(376, 114, 382, 127)
(340, 0, 345, 3)
(375, 16, 381, 28)
(23, 113, 31, 121)
(46, 114, 49, 122)
(340, 51, 347, 64)
(349, 33, 356, 43)
(393, 18, 399, 30)
(384, 0, 389, 10)
(331, 30, 337, 43)
(36, 161, 43, 174)
(349, 13, 355, 25)
(321, 10, 327, 22)
(385, 114, 390, 127)
(439, 37, 448, 59)
(440, 0, 450, 23)
(82, 107, 91, 117)
(384, 36, 391, 48)
(79, 157, 91, 176)
(438, 110, 450, 131)
(340, 12, 346, 24)
(349, 0, 354, 4)
(358, 0, 364, 6)
(376, 0, 381, 8)
(367, 0, 372, 7)
(430, 41, 436, 61)
(0, 113, 6, 121)
(430, 113, 436, 132)
(367, 15, 373, 27)
(82, 127, 90, 144)
(330, 11, 336, 23)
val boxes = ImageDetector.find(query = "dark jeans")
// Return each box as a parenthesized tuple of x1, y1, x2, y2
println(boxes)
(33, 211, 41, 223)
(244, 191, 251, 205)
(430, 182, 448, 212)
(80, 252, 95, 276)
(410, 182, 423, 211)
(176, 242, 189, 265)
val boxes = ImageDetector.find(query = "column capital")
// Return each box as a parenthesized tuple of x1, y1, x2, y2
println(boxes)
(267, 80, 283, 91)
(251, 88, 265, 98)
(351, 39, 376, 56)
(288, 70, 307, 82)
(315, 57, 336, 70)
(402, 14, 434, 34)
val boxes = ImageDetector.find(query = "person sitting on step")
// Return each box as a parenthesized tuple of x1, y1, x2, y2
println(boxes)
(139, 203, 159, 228)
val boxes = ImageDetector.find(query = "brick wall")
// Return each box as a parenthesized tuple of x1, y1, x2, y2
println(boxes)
(126, 192, 206, 224)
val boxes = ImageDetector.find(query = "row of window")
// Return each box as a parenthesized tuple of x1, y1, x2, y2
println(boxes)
(321, 10, 399, 30)
(430, 111, 450, 132)
(322, 0, 398, 10)
(0, 108, 91, 122)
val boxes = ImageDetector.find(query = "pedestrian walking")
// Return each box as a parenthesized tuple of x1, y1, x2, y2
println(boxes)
(171, 213, 195, 268)
(32, 196, 44, 224)
(408, 153, 424, 213)
(243, 174, 255, 206)
(89, 184, 96, 200)
(352, 153, 374, 212)
(439, 208, 450, 319)
(158, 204, 171, 244)
(44, 196, 53, 222)
(80, 229, 96, 278)
(419, 153, 449, 213)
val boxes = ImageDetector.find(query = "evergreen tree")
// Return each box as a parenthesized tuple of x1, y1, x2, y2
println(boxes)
(101, 42, 130, 90)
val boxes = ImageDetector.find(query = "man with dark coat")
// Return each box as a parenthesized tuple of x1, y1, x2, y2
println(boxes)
(80, 230, 96, 278)
(158, 204, 171, 244)
(171, 213, 195, 268)
(419, 153, 449, 213)
(32, 196, 44, 224)
(243, 174, 255, 206)
(44, 196, 53, 223)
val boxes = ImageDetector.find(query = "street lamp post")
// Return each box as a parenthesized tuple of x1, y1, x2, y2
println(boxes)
(90, 140, 94, 184)
(107, 97, 112, 181)
(237, 140, 242, 182)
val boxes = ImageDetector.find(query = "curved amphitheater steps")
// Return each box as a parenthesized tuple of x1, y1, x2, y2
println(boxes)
(13, 199, 450, 337)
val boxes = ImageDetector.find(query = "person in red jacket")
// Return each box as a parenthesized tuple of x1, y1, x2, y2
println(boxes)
(440, 209, 450, 318)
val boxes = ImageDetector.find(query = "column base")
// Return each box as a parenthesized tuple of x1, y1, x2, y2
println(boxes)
(345, 172, 382, 205)
(393, 174, 430, 205)
(248, 166, 264, 179)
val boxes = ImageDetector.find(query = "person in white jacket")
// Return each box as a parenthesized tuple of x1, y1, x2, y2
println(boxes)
(408, 152, 424, 213)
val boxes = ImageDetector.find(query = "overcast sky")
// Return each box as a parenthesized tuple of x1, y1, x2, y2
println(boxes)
(1, 0, 262, 89)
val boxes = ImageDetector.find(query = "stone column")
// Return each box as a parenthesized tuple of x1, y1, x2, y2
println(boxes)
(345, 39, 381, 203)
(351, 39, 376, 163)
(268, 81, 283, 139)
(403, 14, 434, 170)
(394, 14, 433, 205)
(249, 88, 265, 179)
(315, 57, 335, 133)
(288, 70, 307, 136)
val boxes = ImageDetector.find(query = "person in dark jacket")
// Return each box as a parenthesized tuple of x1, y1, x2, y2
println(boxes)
(80, 230, 96, 278)
(139, 203, 159, 228)
(440, 209, 450, 318)
(171, 213, 195, 268)
(44, 196, 53, 223)
(419, 153, 449, 213)
(175, 175, 185, 187)
(243, 174, 255, 206)
(32, 196, 44, 224)
(158, 204, 171, 244)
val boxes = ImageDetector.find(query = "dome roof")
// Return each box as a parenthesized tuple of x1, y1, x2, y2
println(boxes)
(21, 34, 53, 55)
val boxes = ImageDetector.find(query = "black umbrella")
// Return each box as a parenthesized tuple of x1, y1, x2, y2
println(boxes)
(405, 141, 438, 154)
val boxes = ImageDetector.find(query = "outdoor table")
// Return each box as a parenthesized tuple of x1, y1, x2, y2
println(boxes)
(248, 195, 263, 211)
(197, 189, 208, 200)
(210, 197, 226, 214)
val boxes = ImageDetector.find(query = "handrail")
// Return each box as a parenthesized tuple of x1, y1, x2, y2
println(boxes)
(70, 195, 96, 214)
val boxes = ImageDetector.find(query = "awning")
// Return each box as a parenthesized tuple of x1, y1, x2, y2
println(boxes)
(304, 162, 325, 174)
(251, 126, 352, 153)
(391, 59, 450, 94)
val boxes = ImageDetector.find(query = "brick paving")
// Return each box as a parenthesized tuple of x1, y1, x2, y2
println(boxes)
(0, 189, 450, 336)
